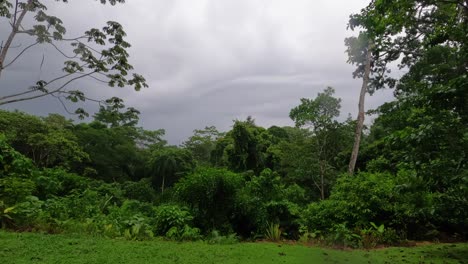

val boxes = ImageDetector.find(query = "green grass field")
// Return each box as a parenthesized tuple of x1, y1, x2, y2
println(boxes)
(0, 231, 467, 264)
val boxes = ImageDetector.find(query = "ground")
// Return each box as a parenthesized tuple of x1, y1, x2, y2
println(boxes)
(0, 231, 467, 264)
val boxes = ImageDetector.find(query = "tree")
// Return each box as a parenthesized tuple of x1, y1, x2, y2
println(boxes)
(289, 87, 342, 199)
(227, 119, 270, 174)
(0, 109, 46, 154)
(351, 0, 468, 146)
(0, 110, 87, 168)
(93, 97, 140, 128)
(345, 34, 373, 175)
(349, 0, 468, 236)
(148, 147, 195, 194)
(72, 102, 165, 181)
(182, 126, 223, 165)
(26, 124, 88, 168)
(0, 0, 147, 117)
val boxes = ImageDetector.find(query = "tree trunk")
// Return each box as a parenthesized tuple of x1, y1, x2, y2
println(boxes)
(0, 1, 31, 79)
(161, 175, 165, 195)
(319, 160, 325, 200)
(348, 43, 372, 175)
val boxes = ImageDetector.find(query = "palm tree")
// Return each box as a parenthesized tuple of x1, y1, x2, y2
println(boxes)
(148, 147, 195, 194)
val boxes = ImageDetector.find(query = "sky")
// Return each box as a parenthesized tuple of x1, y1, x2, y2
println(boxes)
(0, 0, 397, 144)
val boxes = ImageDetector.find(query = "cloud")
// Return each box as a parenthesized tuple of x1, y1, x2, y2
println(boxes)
(0, 0, 395, 144)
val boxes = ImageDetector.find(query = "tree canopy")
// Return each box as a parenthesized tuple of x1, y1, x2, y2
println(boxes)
(0, 0, 147, 117)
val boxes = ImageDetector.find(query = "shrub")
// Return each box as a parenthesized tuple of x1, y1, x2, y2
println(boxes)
(122, 215, 154, 241)
(165, 225, 201, 241)
(0, 177, 36, 205)
(0, 200, 15, 228)
(34, 168, 90, 199)
(264, 200, 300, 239)
(359, 222, 402, 248)
(284, 184, 307, 205)
(153, 204, 193, 236)
(265, 222, 281, 242)
(0, 134, 35, 177)
(359, 222, 385, 248)
(122, 178, 156, 203)
(175, 167, 244, 232)
(329, 172, 395, 225)
(326, 224, 362, 248)
(9, 196, 44, 229)
(300, 172, 396, 232)
(233, 169, 301, 238)
(207, 230, 239, 244)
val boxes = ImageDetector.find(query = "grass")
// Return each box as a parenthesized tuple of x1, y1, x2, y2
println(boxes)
(0, 231, 467, 264)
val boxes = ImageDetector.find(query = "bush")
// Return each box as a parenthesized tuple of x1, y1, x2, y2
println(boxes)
(165, 225, 201, 241)
(9, 196, 44, 229)
(300, 200, 344, 232)
(233, 169, 301, 238)
(153, 204, 193, 236)
(122, 215, 154, 241)
(284, 184, 307, 205)
(207, 230, 239, 244)
(300, 172, 396, 232)
(0, 134, 35, 178)
(0, 177, 36, 205)
(326, 224, 362, 248)
(122, 178, 156, 203)
(175, 167, 244, 232)
(34, 168, 90, 199)
(265, 222, 281, 242)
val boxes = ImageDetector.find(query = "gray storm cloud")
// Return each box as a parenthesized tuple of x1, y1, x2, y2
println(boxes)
(0, 0, 395, 143)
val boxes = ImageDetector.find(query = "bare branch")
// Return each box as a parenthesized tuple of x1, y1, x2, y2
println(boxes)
(51, 93, 76, 115)
(13, 0, 19, 26)
(48, 42, 78, 59)
(0, 89, 40, 101)
(46, 62, 89, 86)
(61, 36, 87, 41)
(0, 71, 95, 106)
(76, 40, 103, 55)
(51, 90, 108, 116)
(56, 90, 106, 104)
(76, 72, 108, 83)
(3, 42, 39, 69)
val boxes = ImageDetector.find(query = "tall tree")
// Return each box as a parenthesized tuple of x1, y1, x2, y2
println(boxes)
(289, 87, 342, 199)
(350, 0, 468, 235)
(346, 0, 468, 174)
(148, 147, 195, 194)
(182, 126, 223, 165)
(0, 0, 147, 117)
(345, 34, 373, 175)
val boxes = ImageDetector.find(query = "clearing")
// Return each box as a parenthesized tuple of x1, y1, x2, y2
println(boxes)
(0, 231, 467, 264)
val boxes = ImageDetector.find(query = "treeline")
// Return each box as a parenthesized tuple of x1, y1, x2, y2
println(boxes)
(1, 0, 467, 248)
(0, 79, 466, 247)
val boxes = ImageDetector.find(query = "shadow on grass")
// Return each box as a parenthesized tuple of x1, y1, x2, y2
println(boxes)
(421, 244, 468, 263)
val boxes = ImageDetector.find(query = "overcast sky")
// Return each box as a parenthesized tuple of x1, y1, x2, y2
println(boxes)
(0, 0, 397, 144)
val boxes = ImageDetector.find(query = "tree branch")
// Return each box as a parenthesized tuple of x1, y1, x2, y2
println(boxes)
(0, 71, 95, 105)
(2, 42, 39, 69)
(48, 42, 78, 59)
(0, 0, 32, 79)
(13, 0, 19, 26)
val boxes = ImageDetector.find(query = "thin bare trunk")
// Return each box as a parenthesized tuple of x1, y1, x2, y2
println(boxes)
(317, 132, 328, 199)
(0, 0, 31, 79)
(319, 161, 325, 200)
(348, 43, 372, 175)
(161, 175, 165, 195)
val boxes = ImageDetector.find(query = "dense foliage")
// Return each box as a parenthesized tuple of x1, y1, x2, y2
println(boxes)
(0, 0, 466, 248)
